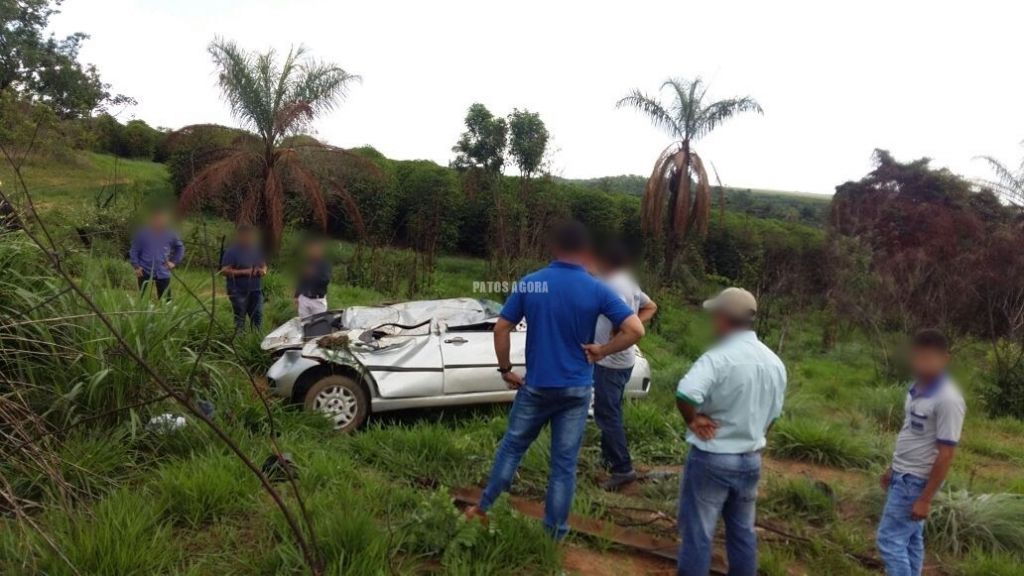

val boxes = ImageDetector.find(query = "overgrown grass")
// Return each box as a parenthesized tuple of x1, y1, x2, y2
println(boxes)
(152, 451, 259, 527)
(770, 417, 882, 469)
(954, 551, 1024, 575)
(928, 491, 1024, 556)
(762, 476, 837, 525)
(32, 489, 177, 575)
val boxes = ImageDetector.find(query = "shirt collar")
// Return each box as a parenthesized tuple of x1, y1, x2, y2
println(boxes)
(910, 373, 946, 399)
(549, 260, 585, 271)
(721, 329, 758, 344)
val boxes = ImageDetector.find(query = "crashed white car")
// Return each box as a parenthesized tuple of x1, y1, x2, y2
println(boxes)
(262, 298, 652, 431)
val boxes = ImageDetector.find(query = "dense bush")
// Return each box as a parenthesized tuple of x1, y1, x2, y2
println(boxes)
(76, 114, 166, 159)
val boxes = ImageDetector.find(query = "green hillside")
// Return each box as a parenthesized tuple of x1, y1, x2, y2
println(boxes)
(0, 151, 172, 211)
(566, 174, 830, 226)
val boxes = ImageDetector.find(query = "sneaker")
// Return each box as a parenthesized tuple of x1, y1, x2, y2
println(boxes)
(601, 470, 638, 492)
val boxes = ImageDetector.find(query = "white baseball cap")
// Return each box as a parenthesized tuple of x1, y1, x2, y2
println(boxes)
(702, 287, 757, 321)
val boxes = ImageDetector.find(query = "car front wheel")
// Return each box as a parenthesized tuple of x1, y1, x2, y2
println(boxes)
(303, 375, 369, 432)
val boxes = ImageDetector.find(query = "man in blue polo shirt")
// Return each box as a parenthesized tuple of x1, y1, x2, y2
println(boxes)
(466, 221, 645, 539)
(220, 224, 267, 331)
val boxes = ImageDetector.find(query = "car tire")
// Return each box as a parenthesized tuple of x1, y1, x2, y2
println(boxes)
(303, 375, 369, 432)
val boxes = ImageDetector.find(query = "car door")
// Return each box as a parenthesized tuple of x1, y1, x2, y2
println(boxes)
(348, 329, 445, 398)
(440, 322, 526, 395)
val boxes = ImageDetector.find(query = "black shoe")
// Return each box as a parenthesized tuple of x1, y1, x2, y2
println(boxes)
(601, 470, 638, 492)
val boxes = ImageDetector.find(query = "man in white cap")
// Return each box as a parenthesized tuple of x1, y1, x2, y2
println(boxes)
(674, 287, 787, 576)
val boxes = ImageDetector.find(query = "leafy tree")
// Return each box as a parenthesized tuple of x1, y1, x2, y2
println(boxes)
(507, 109, 548, 180)
(507, 108, 549, 256)
(451, 103, 507, 176)
(0, 0, 123, 118)
(451, 103, 509, 260)
(617, 77, 762, 279)
(179, 39, 362, 252)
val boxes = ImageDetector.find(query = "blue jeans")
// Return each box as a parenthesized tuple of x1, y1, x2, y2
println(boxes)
(229, 291, 263, 331)
(480, 384, 592, 539)
(593, 364, 634, 474)
(877, 472, 927, 576)
(678, 447, 761, 576)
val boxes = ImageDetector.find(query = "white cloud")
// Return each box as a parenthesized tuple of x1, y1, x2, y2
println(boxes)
(51, 0, 1024, 194)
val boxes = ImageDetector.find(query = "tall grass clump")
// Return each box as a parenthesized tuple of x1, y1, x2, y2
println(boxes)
(770, 417, 881, 469)
(347, 421, 486, 486)
(33, 489, 177, 575)
(928, 491, 1024, 556)
(954, 551, 1024, 575)
(859, 385, 908, 432)
(266, 481, 404, 576)
(762, 477, 837, 525)
(152, 451, 258, 527)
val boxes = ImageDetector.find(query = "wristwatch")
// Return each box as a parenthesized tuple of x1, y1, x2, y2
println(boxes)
(497, 366, 513, 374)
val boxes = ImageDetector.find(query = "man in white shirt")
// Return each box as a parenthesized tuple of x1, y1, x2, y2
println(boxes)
(593, 243, 658, 491)
(674, 287, 786, 576)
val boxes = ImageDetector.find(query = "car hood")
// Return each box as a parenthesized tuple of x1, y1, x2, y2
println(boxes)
(261, 318, 305, 352)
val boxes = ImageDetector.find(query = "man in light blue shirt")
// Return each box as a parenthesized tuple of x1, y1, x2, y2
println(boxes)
(674, 287, 786, 576)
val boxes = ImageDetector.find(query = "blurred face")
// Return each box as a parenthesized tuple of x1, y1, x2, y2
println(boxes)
(710, 311, 734, 339)
(910, 346, 949, 381)
(149, 211, 169, 231)
(237, 229, 254, 246)
(306, 241, 325, 260)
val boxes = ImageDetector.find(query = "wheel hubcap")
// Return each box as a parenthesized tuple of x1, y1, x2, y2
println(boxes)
(312, 386, 359, 429)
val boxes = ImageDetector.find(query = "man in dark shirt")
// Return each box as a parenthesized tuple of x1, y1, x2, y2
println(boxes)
(294, 238, 331, 318)
(466, 221, 646, 539)
(220, 224, 267, 331)
(129, 209, 184, 299)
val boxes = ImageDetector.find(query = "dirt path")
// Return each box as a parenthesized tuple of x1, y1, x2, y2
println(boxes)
(562, 546, 676, 576)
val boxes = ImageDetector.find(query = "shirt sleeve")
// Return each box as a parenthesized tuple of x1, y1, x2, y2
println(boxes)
(769, 364, 787, 421)
(637, 289, 652, 308)
(221, 247, 236, 268)
(169, 233, 185, 264)
(676, 353, 717, 406)
(129, 232, 142, 268)
(500, 284, 525, 324)
(598, 283, 634, 327)
(935, 395, 966, 446)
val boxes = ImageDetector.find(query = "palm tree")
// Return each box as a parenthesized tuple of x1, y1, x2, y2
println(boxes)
(180, 39, 363, 252)
(617, 77, 762, 279)
(977, 147, 1024, 207)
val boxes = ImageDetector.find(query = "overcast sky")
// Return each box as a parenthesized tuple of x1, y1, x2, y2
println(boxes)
(51, 0, 1023, 194)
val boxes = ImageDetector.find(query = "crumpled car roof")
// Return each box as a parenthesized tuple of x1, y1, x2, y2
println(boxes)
(341, 298, 500, 329)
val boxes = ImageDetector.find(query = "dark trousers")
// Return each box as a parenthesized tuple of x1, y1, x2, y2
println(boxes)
(230, 291, 263, 331)
(593, 364, 634, 474)
(138, 276, 171, 299)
